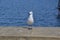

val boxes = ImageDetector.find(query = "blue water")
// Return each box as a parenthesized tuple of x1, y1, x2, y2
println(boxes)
(0, 0, 59, 27)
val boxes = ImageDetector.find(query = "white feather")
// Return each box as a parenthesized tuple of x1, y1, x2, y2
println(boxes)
(27, 11, 34, 25)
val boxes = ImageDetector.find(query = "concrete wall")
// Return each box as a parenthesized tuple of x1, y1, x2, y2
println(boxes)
(0, 27, 60, 40)
(0, 36, 60, 40)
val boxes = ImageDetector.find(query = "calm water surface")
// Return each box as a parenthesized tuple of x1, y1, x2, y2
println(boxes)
(0, 0, 59, 27)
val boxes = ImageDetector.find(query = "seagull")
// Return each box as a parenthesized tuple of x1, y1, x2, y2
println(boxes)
(27, 11, 34, 25)
(27, 11, 34, 30)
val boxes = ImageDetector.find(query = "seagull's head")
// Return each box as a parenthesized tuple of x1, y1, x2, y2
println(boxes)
(29, 11, 33, 15)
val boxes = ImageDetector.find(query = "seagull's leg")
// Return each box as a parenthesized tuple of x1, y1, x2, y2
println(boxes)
(28, 25, 32, 30)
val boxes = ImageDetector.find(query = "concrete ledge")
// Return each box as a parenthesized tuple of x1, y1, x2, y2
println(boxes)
(0, 27, 60, 40)
(0, 36, 60, 40)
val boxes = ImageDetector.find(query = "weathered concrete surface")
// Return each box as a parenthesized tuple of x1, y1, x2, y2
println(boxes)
(0, 36, 60, 40)
(0, 27, 60, 40)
